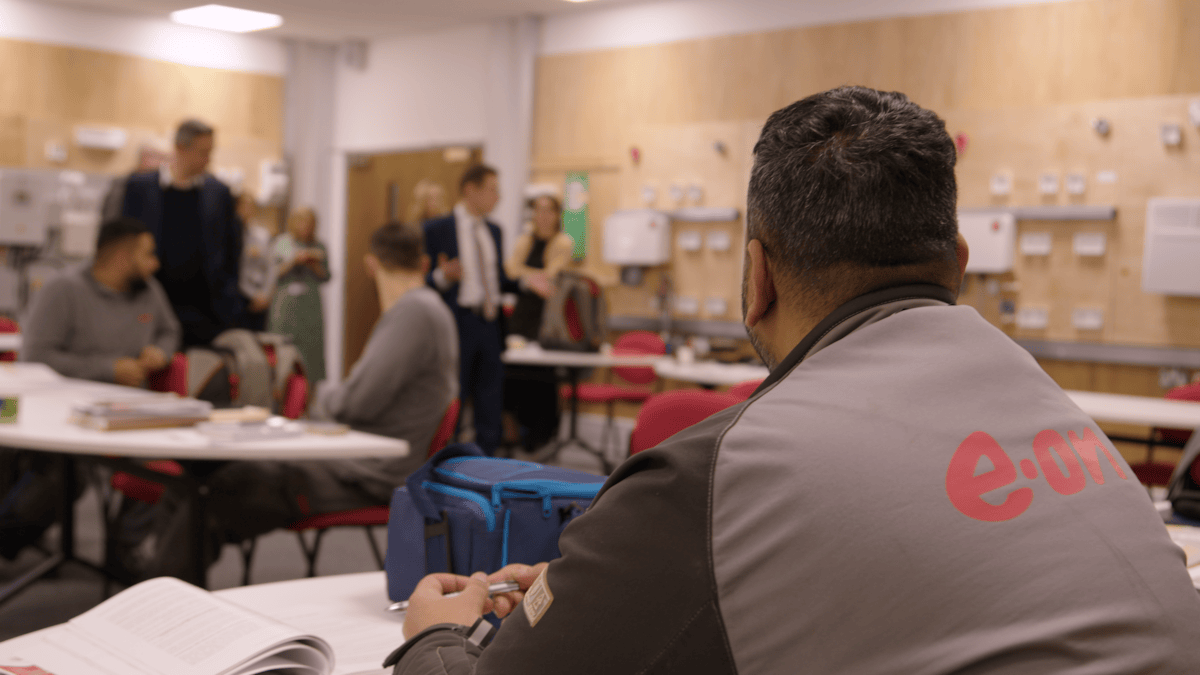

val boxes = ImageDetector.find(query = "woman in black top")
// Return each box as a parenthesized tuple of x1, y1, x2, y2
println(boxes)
(502, 194, 575, 451)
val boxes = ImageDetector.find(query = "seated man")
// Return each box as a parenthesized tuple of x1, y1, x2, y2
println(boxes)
(146, 222, 458, 577)
(23, 217, 180, 385)
(393, 87, 1200, 672)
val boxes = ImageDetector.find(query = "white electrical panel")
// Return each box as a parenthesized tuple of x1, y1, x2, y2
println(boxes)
(0, 170, 52, 245)
(602, 209, 671, 266)
(1143, 198, 1200, 296)
(958, 210, 1016, 273)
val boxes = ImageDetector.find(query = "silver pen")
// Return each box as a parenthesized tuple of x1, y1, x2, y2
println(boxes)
(387, 581, 522, 612)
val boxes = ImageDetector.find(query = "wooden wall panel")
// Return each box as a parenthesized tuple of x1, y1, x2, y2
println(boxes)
(0, 36, 283, 190)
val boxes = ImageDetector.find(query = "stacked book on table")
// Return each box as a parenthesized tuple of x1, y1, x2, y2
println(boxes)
(71, 398, 214, 431)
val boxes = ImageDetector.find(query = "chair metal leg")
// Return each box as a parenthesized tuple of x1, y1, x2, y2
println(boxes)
(294, 529, 325, 577)
(239, 538, 256, 586)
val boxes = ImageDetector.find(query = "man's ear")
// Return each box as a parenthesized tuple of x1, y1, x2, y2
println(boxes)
(955, 232, 970, 280)
(363, 253, 379, 280)
(419, 254, 431, 276)
(744, 239, 777, 329)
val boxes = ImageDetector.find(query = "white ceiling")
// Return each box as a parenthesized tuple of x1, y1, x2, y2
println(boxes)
(39, 0, 648, 42)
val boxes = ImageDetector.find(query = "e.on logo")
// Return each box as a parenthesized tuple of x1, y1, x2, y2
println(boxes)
(945, 428, 1128, 522)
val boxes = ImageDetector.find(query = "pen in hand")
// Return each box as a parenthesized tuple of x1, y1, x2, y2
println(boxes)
(388, 581, 522, 612)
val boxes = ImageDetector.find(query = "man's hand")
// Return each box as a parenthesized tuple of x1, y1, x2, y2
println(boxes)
(403, 572, 493, 639)
(488, 562, 549, 619)
(526, 272, 554, 300)
(138, 346, 169, 372)
(437, 254, 463, 283)
(114, 358, 147, 387)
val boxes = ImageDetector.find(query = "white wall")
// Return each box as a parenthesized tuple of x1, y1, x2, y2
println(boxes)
(333, 23, 491, 153)
(541, 0, 1075, 55)
(0, 0, 285, 74)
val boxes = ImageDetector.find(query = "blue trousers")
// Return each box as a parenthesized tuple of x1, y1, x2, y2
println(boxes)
(455, 309, 503, 455)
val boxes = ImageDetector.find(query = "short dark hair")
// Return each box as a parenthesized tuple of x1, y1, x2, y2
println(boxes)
(175, 119, 214, 148)
(459, 164, 497, 192)
(95, 217, 148, 257)
(748, 86, 958, 287)
(370, 221, 424, 271)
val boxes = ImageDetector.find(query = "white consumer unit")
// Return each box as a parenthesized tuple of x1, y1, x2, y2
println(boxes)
(1142, 198, 1200, 296)
(958, 210, 1016, 274)
(0, 170, 52, 246)
(603, 209, 671, 266)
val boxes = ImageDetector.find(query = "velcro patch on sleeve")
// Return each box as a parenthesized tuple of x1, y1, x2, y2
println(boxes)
(523, 567, 554, 628)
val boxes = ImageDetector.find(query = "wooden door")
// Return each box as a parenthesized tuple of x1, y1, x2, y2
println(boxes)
(343, 146, 483, 375)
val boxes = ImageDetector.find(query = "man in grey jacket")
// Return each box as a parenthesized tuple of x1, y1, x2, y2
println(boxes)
(194, 222, 458, 554)
(23, 217, 180, 385)
(390, 87, 1200, 673)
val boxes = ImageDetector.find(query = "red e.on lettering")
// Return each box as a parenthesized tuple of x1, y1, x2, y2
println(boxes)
(945, 431, 1033, 522)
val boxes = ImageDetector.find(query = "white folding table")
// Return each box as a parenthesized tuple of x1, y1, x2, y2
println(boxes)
(0, 363, 408, 603)
(501, 346, 660, 471)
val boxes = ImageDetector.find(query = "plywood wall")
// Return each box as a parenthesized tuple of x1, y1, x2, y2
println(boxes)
(0, 37, 283, 190)
(530, 0, 1200, 358)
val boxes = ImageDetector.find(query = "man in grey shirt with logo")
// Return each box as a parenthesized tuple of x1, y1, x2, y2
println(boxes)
(390, 87, 1200, 673)
(23, 217, 180, 385)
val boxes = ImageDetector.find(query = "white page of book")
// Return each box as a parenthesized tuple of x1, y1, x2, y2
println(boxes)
(0, 577, 333, 675)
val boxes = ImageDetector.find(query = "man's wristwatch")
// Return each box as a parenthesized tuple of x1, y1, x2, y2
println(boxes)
(382, 618, 496, 670)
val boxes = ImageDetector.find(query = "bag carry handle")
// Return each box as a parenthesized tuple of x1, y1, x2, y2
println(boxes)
(405, 443, 486, 521)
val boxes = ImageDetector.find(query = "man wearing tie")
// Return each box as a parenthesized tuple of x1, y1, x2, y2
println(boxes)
(424, 165, 518, 455)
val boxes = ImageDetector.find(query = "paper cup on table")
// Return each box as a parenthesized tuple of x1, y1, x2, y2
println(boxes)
(677, 346, 695, 365)
(0, 395, 17, 424)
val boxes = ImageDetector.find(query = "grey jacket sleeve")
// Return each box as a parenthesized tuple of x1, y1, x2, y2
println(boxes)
(22, 277, 115, 382)
(391, 630, 484, 675)
(320, 300, 430, 424)
(393, 411, 741, 675)
(149, 280, 182, 357)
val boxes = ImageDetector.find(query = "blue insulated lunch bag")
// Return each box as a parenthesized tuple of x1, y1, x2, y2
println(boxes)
(386, 444, 607, 601)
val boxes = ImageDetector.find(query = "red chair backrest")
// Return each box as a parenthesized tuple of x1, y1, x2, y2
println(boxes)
(1157, 382, 1200, 445)
(628, 390, 741, 454)
(0, 317, 18, 362)
(612, 331, 666, 386)
(148, 352, 188, 396)
(728, 379, 764, 401)
(428, 398, 461, 457)
(282, 373, 308, 419)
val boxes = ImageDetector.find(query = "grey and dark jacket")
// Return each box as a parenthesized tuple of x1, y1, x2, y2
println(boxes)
(394, 284, 1200, 675)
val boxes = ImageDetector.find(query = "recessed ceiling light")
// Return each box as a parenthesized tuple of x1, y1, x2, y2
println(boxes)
(170, 4, 283, 33)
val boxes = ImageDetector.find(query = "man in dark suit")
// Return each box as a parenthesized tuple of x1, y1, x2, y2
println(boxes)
(121, 119, 244, 347)
(424, 164, 518, 455)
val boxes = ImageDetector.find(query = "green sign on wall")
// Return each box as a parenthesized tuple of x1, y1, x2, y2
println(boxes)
(563, 172, 589, 259)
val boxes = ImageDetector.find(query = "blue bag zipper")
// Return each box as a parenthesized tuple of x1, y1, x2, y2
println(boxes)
(422, 481, 497, 532)
(490, 480, 604, 516)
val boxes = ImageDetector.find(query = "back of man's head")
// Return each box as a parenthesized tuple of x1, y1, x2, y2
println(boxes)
(748, 87, 958, 295)
(459, 164, 497, 192)
(175, 119, 213, 149)
(370, 221, 425, 272)
(95, 217, 148, 260)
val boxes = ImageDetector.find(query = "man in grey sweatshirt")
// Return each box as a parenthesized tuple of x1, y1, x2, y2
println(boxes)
(195, 221, 459, 552)
(23, 217, 180, 385)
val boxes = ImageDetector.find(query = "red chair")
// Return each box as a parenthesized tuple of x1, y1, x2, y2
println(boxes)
(561, 331, 666, 454)
(286, 399, 461, 577)
(728, 379, 764, 401)
(0, 317, 18, 362)
(1130, 382, 1200, 487)
(628, 390, 741, 455)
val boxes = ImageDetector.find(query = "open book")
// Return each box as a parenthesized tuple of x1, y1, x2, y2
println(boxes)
(0, 577, 334, 675)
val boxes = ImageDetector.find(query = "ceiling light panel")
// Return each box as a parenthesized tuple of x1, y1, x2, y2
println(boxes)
(170, 4, 283, 33)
